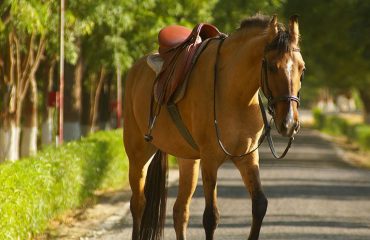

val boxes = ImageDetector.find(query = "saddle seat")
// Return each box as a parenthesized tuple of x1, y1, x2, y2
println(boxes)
(153, 23, 223, 105)
(158, 25, 193, 51)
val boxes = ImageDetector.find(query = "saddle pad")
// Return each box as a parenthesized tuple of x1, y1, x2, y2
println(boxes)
(146, 54, 163, 76)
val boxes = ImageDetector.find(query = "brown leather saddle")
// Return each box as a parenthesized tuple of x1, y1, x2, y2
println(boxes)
(154, 23, 223, 105)
(145, 23, 225, 147)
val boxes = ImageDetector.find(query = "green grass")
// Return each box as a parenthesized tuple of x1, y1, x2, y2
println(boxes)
(0, 130, 128, 239)
(313, 109, 370, 151)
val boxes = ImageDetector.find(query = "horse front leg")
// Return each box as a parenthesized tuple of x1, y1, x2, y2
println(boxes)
(173, 158, 200, 240)
(233, 152, 268, 240)
(200, 159, 222, 240)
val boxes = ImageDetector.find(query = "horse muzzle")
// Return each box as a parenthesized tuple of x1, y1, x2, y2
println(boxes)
(276, 102, 300, 137)
(278, 117, 300, 137)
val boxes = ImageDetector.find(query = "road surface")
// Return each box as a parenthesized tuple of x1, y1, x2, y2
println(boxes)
(84, 128, 370, 240)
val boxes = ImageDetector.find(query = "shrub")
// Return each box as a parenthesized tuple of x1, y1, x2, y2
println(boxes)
(0, 130, 127, 239)
(313, 109, 370, 151)
(352, 124, 370, 150)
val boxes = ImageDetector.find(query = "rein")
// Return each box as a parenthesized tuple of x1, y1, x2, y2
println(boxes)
(213, 37, 296, 159)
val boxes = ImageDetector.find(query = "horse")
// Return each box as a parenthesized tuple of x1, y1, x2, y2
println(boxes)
(123, 14, 305, 240)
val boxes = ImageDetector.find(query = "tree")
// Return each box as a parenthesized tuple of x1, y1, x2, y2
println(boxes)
(0, 0, 50, 160)
(284, 0, 370, 121)
(212, 0, 284, 33)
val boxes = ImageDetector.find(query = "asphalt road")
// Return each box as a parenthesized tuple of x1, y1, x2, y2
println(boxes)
(92, 128, 370, 240)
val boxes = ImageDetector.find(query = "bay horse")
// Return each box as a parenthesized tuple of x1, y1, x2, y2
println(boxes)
(124, 15, 305, 240)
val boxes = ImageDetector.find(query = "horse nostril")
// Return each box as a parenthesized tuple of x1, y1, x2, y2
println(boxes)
(280, 121, 288, 132)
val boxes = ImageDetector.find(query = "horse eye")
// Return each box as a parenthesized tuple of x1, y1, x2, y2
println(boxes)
(268, 64, 278, 73)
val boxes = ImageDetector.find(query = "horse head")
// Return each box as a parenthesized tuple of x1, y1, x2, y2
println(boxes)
(261, 15, 305, 137)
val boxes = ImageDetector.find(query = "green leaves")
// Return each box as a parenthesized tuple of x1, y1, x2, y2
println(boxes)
(212, 0, 285, 33)
(284, 0, 370, 90)
(6, 0, 52, 35)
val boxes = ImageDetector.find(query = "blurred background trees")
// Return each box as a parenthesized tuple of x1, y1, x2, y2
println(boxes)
(0, 0, 369, 161)
(284, 0, 370, 122)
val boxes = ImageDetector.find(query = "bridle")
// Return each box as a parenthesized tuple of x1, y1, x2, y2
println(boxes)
(213, 37, 303, 159)
(260, 47, 302, 116)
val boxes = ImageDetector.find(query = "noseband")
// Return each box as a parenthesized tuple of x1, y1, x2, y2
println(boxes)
(260, 47, 302, 116)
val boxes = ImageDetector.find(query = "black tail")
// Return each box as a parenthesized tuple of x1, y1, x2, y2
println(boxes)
(140, 150, 168, 240)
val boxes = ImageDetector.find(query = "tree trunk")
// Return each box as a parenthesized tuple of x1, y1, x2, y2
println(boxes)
(81, 75, 91, 136)
(358, 88, 370, 123)
(116, 63, 122, 128)
(99, 71, 112, 130)
(0, 119, 20, 162)
(64, 56, 83, 142)
(41, 60, 56, 145)
(0, 85, 19, 161)
(91, 66, 106, 132)
(0, 89, 20, 162)
(21, 75, 38, 157)
(0, 35, 20, 161)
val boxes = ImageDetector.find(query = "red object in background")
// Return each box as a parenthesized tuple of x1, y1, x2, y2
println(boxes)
(110, 100, 118, 111)
(48, 91, 60, 108)
(110, 100, 122, 128)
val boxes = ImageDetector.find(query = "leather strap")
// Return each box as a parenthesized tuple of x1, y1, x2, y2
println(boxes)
(213, 38, 265, 158)
(213, 37, 294, 159)
(167, 103, 199, 150)
(258, 92, 294, 159)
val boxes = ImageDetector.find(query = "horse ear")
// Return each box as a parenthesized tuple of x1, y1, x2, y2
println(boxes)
(289, 15, 300, 45)
(268, 15, 278, 39)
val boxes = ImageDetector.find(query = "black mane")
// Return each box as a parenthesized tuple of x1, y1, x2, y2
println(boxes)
(239, 14, 271, 29)
(239, 14, 294, 54)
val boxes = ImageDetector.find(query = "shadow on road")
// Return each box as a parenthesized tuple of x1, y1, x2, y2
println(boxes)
(163, 128, 370, 240)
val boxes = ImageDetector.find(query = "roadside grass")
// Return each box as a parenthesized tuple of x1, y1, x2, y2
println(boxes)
(313, 109, 370, 167)
(0, 130, 128, 239)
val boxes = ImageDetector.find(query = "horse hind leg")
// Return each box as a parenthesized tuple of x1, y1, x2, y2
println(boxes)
(127, 146, 156, 240)
(124, 115, 157, 240)
(233, 153, 268, 240)
(173, 158, 200, 240)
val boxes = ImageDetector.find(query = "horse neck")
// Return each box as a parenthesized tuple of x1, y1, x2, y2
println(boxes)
(217, 29, 268, 106)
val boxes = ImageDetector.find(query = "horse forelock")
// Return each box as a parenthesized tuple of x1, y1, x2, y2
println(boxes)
(267, 30, 294, 54)
(239, 14, 295, 54)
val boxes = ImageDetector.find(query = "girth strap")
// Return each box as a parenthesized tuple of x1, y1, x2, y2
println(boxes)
(167, 103, 199, 150)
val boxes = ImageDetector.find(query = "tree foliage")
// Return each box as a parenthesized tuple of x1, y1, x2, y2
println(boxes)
(284, 0, 370, 89)
(2, 0, 370, 160)
(213, 0, 284, 33)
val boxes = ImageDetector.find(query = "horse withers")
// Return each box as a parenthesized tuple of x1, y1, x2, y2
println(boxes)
(124, 15, 305, 240)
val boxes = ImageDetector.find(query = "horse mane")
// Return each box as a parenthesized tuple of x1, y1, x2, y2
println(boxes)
(239, 14, 294, 54)
(239, 14, 271, 30)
